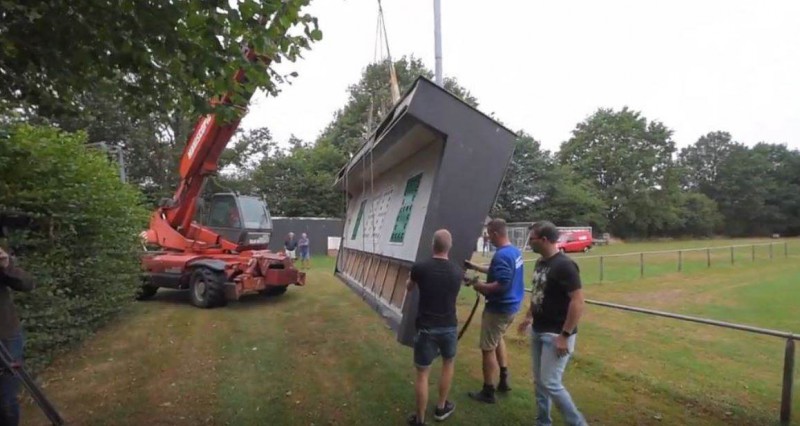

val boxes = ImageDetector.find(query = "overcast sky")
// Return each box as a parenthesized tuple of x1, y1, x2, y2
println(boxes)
(238, 0, 800, 153)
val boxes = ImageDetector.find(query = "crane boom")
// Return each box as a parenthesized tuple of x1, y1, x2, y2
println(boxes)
(142, 32, 268, 252)
(138, 5, 308, 309)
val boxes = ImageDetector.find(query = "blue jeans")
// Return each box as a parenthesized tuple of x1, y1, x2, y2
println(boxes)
(413, 326, 457, 368)
(532, 331, 586, 426)
(0, 331, 24, 426)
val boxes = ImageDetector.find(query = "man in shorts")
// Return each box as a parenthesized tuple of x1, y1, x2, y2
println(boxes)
(465, 218, 524, 404)
(406, 229, 462, 425)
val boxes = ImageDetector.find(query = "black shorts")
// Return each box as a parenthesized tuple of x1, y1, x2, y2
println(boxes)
(413, 326, 458, 367)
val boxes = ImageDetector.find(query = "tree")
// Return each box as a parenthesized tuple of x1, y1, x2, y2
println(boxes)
(492, 133, 551, 221)
(678, 131, 739, 197)
(674, 192, 723, 237)
(559, 107, 679, 238)
(316, 56, 478, 156)
(0, 123, 149, 371)
(1, 1, 321, 121)
(491, 132, 607, 228)
(250, 138, 346, 217)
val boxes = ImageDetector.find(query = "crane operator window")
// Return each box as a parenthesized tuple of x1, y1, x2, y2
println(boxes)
(208, 196, 241, 229)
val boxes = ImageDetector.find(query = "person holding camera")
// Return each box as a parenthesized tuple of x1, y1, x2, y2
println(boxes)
(405, 229, 462, 425)
(464, 218, 524, 404)
(0, 246, 35, 426)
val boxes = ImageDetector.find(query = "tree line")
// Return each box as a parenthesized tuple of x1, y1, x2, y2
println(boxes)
(213, 58, 800, 239)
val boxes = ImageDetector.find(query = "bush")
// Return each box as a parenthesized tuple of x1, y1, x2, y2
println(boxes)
(0, 123, 149, 372)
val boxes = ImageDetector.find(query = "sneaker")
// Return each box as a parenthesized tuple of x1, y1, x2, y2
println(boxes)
(433, 400, 455, 421)
(407, 413, 426, 425)
(467, 389, 496, 404)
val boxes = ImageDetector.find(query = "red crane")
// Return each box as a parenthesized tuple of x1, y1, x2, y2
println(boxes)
(139, 16, 305, 308)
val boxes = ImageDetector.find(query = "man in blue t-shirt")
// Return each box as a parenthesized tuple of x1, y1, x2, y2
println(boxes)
(464, 218, 524, 404)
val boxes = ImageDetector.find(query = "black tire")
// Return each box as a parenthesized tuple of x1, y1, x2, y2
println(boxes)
(260, 285, 288, 297)
(189, 267, 228, 308)
(136, 284, 159, 301)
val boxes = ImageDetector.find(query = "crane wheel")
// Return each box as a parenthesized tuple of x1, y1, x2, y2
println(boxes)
(136, 284, 159, 301)
(189, 267, 228, 308)
(260, 285, 288, 297)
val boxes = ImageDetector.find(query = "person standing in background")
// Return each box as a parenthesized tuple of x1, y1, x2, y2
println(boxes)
(284, 232, 298, 261)
(298, 233, 310, 269)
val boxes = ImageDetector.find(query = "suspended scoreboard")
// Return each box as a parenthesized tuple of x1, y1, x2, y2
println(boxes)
(334, 76, 516, 346)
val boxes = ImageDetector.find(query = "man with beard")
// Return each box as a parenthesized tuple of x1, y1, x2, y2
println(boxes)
(517, 221, 587, 426)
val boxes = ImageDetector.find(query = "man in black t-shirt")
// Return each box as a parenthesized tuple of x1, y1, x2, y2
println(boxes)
(405, 229, 462, 425)
(517, 221, 587, 426)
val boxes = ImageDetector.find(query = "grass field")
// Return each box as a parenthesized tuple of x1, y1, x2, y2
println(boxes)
(21, 238, 800, 425)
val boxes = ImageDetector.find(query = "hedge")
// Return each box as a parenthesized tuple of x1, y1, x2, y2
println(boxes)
(0, 123, 149, 372)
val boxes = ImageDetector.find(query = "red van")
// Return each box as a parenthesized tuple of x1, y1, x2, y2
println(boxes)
(556, 228, 593, 253)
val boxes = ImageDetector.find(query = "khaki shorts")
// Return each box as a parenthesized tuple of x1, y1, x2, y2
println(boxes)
(479, 309, 516, 351)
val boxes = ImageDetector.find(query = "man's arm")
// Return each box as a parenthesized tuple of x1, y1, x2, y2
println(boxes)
(561, 288, 585, 334)
(472, 258, 511, 296)
(406, 276, 416, 291)
(554, 261, 583, 356)
(464, 260, 489, 275)
(406, 264, 419, 291)
(516, 297, 534, 334)
(0, 264, 35, 292)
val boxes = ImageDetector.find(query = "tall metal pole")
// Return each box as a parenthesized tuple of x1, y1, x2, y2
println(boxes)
(434, 0, 443, 86)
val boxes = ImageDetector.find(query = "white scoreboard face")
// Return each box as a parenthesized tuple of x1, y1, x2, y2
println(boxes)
(336, 126, 445, 329)
(342, 139, 443, 262)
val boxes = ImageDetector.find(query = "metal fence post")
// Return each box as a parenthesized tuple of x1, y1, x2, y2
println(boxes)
(731, 246, 735, 265)
(599, 256, 604, 282)
(678, 250, 682, 272)
(640, 252, 644, 278)
(707, 248, 711, 268)
(781, 338, 795, 425)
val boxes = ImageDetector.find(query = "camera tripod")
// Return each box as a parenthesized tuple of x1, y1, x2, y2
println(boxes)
(0, 340, 63, 425)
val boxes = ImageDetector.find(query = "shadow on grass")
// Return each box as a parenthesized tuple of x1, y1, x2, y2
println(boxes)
(143, 287, 298, 310)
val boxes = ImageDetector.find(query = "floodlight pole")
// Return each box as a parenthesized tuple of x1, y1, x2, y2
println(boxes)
(434, 0, 443, 86)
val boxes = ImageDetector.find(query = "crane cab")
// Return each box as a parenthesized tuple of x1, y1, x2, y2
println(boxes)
(199, 193, 273, 250)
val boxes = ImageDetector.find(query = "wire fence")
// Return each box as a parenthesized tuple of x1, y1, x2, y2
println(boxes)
(521, 286, 798, 425)
(520, 241, 795, 283)
(586, 299, 796, 425)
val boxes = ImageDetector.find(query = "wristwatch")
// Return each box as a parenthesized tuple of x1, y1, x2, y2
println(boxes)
(560, 330, 571, 338)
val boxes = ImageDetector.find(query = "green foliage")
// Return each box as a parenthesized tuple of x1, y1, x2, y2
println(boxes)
(678, 131, 738, 197)
(250, 139, 347, 217)
(492, 132, 607, 227)
(0, 1, 321, 122)
(559, 107, 679, 238)
(0, 123, 149, 372)
(673, 192, 723, 237)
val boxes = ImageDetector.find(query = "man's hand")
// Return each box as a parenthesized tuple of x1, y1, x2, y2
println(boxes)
(517, 316, 532, 335)
(0, 248, 9, 270)
(555, 334, 570, 357)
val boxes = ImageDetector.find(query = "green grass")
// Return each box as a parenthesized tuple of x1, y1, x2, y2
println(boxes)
(21, 240, 800, 425)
